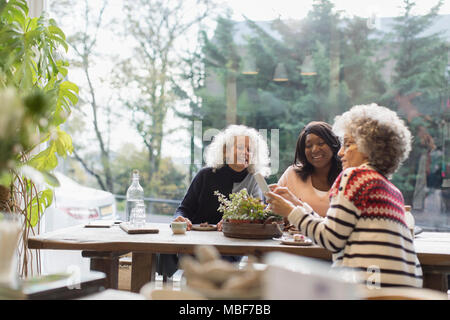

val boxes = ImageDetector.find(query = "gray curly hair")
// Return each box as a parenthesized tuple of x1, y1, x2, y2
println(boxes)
(332, 103, 412, 177)
(204, 124, 271, 176)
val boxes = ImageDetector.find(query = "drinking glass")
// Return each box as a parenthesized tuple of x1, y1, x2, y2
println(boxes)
(130, 202, 146, 228)
(0, 212, 22, 288)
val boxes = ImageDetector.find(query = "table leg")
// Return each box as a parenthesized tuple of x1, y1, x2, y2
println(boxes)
(82, 251, 128, 289)
(421, 265, 450, 292)
(131, 252, 155, 293)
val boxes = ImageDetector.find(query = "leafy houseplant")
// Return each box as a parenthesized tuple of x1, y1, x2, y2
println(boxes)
(215, 189, 282, 223)
(0, 0, 78, 278)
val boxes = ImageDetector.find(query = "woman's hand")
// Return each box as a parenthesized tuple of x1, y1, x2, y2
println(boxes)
(217, 219, 223, 231)
(173, 216, 192, 231)
(265, 191, 296, 217)
(268, 184, 302, 206)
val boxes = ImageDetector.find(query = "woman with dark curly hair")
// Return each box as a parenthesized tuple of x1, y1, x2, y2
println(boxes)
(277, 121, 342, 216)
(266, 104, 423, 288)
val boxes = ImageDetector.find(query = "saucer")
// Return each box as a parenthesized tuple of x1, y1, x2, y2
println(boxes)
(191, 224, 217, 231)
(273, 237, 313, 246)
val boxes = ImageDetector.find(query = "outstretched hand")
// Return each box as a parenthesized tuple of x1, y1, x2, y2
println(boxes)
(268, 184, 302, 206)
(217, 219, 223, 231)
(265, 191, 296, 217)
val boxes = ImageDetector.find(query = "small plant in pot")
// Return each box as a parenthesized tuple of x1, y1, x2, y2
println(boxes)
(214, 189, 283, 239)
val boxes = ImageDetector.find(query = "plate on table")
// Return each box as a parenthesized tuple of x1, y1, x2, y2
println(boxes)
(273, 236, 313, 246)
(191, 224, 217, 231)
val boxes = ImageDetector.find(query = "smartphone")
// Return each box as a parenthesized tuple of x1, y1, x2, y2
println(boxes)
(254, 172, 270, 193)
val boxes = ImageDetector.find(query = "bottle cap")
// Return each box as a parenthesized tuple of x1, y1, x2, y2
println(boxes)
(132, 169, 140, 179)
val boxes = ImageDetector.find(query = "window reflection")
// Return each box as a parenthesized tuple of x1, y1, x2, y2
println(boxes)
(47, 0, 450, 231)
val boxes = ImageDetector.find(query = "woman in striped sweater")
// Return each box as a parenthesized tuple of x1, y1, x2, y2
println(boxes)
(266, 104, 423, 288)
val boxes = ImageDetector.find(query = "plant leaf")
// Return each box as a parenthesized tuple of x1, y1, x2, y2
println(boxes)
(27, 188, 53, 227)
(27, 143, 58, 172)
(54, 128, 73, 157)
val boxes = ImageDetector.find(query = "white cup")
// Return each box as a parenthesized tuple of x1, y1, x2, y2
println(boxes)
(171, 221, 187, 234)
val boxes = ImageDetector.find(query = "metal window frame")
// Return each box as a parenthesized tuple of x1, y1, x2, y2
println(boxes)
(26, 0, 46, 17)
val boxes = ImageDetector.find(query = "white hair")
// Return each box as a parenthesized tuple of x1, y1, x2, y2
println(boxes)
(332, 103, 412, 177)
(204, 125, 271, 176)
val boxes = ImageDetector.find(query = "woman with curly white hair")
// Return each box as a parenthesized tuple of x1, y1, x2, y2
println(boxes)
(173, 124, 270, 229)
(157, 125, 270, 278)
(203, 124, 271, 177)
(266, 104, 423, 288)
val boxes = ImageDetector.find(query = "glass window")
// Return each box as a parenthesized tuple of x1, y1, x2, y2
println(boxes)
(47, 0, 450, 231)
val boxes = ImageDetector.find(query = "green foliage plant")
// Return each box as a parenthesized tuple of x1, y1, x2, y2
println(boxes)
(388, 0, 447, 205)
(0, 0, 78, 277)
(215, 188, 282, 222)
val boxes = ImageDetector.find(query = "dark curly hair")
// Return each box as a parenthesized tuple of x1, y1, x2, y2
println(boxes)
(293, 121, 342, 186)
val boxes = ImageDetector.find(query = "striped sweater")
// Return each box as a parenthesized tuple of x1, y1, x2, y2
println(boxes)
(287, 164, 423, 288)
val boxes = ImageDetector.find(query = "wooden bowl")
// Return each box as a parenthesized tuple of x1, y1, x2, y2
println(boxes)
(222, 221, 283, 239)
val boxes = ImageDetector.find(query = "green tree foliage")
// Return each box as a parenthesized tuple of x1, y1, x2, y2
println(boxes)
(387, 0, 448, 206)
(194, 0, 384, 182)
(171, 40, 206, 182)
(340, 16, 386, 106)
(192, 0, 448, 213)
(390, 0, 446, 98)
(116, 0, 215, 190)
(50, 0, 116, 193)
(199, 16, 239, 130)
(112, 143, 186, 215)
(114, 153, 186, 202)
(47, 1, 191, 204)
(0, 0, 78, 227)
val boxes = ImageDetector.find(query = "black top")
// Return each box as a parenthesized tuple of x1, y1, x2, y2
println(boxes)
(174, 165, 262, 224)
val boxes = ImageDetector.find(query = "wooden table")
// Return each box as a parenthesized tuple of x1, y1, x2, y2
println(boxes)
(28, 223, 450, 293)
(413, 232, 450, 291)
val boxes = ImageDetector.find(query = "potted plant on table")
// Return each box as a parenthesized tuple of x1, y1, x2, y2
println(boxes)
(215, 189, 283, 239)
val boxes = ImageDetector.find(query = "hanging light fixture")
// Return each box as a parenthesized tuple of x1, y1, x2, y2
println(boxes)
(241, 56, 258, 75)
(300, 55, 317, 76)
(273, 63, 288, 82)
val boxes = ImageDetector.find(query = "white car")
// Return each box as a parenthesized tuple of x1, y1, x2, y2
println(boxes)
(43, 172, 116, 232)
(40, 172, 116, 275)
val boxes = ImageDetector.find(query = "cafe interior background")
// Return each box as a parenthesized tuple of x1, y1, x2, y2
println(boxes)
(1, 0, 450, 299)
